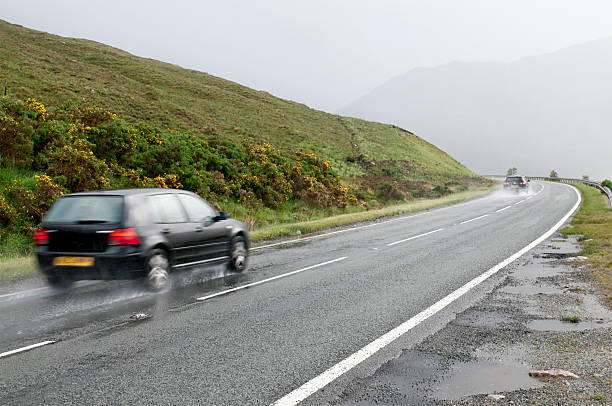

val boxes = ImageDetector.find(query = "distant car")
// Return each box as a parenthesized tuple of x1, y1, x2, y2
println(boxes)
(34, 189, 250, 291)
(503, 176, 529, 193)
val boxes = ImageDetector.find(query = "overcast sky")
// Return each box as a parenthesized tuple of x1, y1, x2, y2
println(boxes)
(3, 1, 612, 112)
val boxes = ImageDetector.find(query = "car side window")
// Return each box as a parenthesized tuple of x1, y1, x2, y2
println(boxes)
(148, 194, 188, 223)
(177, 194, 216, 222)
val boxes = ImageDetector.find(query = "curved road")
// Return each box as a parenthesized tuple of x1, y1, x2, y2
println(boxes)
(0, 182, 580, 405)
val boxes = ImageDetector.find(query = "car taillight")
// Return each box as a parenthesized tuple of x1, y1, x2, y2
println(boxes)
(33, 228, 50, 245)
(108, 228, 141, 246)
(503, 182, 509, 186)
(520, 182, 525, 185)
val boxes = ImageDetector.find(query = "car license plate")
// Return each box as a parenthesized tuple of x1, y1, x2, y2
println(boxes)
(512, 185, 518, 188)
(53, 256, 95, 267)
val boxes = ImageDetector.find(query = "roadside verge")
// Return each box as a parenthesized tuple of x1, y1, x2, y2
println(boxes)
(0, 186, 495, 284)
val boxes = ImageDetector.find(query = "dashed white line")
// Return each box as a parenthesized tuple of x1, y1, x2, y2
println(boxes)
(385, 228, 445, 247)
(252, 213, 429, 251)
(270, 184, 581, 406)
(196, 257, 347, 301)
(0, 340, 56, 358)
(495, 205, 512, 213)
(459, 214, 489, 225)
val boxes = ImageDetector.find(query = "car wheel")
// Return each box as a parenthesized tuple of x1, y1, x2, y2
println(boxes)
(147, 248, 170, 292)
(228, 235, 248, 272)
(45, 275, 73, 290)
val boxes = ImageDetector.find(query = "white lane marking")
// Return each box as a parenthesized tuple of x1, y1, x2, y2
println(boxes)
(252, 192, 496, 252)
(459, 214, 489, 225)
(252, 213, 430, 251)
(0, 280, 101, 301)
(526, 196, 533, 200)
(0, 286, 48, 300)
(514, 199, 526, 205)
(196, 257, 347, 301)
(270, 184, 581, 406)
(495, 205, 512, 213)
(0, 340, 56, 358)
(385, 228, 445, 247)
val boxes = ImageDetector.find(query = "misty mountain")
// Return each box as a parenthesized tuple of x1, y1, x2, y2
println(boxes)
(341, 38, 612, 180)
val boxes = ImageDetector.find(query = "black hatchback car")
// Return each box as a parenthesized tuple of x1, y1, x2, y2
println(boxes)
(34, 189, 250, 291)
(503, 176, 530, 193)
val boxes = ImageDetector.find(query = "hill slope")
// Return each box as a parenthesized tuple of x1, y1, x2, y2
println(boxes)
(0, 20, 476, 188)
(341, 38, 612, 180)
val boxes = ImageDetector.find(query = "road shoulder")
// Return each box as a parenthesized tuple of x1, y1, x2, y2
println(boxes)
(333, 234, 612, 405)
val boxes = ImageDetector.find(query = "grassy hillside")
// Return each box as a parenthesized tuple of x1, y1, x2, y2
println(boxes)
(0, 20, 475, 184)
(0, 20, 486, 258)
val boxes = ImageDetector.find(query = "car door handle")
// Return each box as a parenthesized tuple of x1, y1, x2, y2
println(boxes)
(161, 228, 171, 234)
(194, 227, 203, 232)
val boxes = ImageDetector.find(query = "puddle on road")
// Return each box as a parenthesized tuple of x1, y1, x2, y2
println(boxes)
(508, 262, 565, 280)
(335, 346, 544, 405)
(500, 284, 564, 295)
(433, 358, 543, 400)
(527, 319, 612, 332)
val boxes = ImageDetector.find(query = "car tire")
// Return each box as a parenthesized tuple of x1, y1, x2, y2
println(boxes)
(146, 248, 171, 292)
(45, 275, 73, 290)
(228, 235, 248, 272)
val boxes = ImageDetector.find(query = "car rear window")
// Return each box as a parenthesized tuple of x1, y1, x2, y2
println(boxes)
(44, 196, 124, 223)
(506, 177, 523, 183)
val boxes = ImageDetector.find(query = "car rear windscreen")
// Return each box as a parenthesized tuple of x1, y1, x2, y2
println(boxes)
(506, 177, 523, 183)
(44, 196, 124, 223)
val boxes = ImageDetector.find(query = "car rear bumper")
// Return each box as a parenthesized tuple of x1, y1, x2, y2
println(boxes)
(36, 248, 146, 281)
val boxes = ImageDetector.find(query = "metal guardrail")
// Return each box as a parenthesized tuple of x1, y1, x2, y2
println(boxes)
(526, 176, 612, 206)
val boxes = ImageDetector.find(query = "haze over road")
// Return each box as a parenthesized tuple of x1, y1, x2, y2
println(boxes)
(0, 182, 579, 405)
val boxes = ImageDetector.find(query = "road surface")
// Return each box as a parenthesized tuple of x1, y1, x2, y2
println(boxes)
(0, 181, 580, 405)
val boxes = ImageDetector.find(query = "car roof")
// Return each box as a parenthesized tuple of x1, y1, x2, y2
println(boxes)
(64, 188, 191, 197)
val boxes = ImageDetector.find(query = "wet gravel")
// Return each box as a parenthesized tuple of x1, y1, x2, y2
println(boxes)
(334, 235, 612, 405)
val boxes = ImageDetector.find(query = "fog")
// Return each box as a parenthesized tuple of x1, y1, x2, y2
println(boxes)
(342, 38, 612, 180)
(3, 1, 612, 177)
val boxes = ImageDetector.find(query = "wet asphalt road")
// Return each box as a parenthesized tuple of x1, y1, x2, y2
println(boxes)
(0, 182, 579, 405)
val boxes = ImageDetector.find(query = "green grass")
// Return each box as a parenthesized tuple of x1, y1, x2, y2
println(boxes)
(561, 184, 612, 308)
(0, 255, 37, 280)
(561, 316, 581, 323)
(0, 19, 478, 190)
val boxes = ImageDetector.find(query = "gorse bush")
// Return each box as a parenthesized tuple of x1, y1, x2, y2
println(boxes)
(0, 98, 355, 241)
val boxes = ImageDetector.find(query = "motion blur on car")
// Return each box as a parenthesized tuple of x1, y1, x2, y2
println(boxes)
(34, 188, 250, 291)
(503, 175, 530, 194)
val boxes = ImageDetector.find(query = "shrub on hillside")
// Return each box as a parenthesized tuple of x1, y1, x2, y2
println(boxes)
(45, 138, 110, 192)
(0, 98, 358, 245)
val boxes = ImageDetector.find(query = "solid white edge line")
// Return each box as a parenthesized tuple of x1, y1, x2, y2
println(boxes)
(0, 286, 49, 300)
(270, 183, 581, 406)
(495, 205, 512, 213)
(196, 257, 347, 301)
(514, 199, 526, 205)
(0, 340, 56, 358)
(459, 214, 489, 225)
(385, 228, 444, 247)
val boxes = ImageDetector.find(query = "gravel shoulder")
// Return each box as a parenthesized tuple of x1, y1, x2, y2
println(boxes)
(333, 234, 612, 406)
